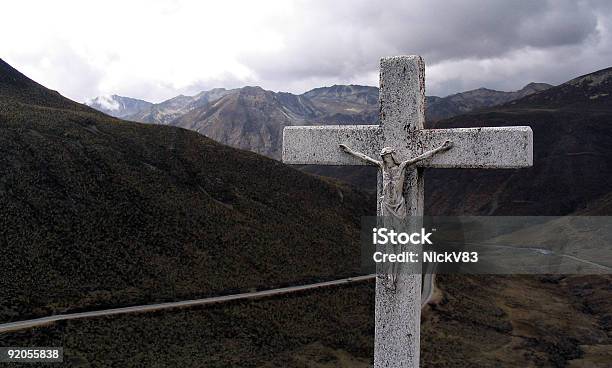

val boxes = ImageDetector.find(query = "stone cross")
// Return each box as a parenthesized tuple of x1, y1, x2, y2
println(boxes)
(282, 55, 533, 368)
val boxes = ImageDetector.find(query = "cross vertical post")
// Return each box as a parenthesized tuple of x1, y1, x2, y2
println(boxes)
(375, 56, 425, 368)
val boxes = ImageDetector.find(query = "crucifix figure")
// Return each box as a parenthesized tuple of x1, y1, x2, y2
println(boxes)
(339, 141, 452, 219)
(282, 55, 533, 368)
(339, 141, 453, 289)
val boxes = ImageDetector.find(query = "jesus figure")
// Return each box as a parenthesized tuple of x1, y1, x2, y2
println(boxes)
(340, 140, 453, 288)
(339, 140, 453, 219)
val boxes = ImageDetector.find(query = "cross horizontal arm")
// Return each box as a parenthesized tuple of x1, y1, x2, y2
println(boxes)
(413, 126, 533, 169)
(282, 125, 383, 165)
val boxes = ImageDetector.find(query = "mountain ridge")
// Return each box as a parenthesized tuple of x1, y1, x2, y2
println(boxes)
(506, 67, 612, 109)
(91, 82, 550, 124)
(88, 82, 551, 158)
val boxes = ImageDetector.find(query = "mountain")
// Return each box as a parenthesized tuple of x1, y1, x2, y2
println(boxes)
(170, 86, 324, 157)
(425, 67, 612, 216)
(508, 68, 612, 109)
(304, 84, 378, 105)
(171, 85, 383, 157)
(85, 95, 152, 118)
(123, 85, 377, 158)
(302, 84, 379, 124)
(0, 59, 373, 323)
(82, 67, 611, 217)
(88, 83, 549, 159)
(425, 82, 552, 122)
(84, 89, 235, 125)
(302, 83, 552, 124)
(126, 88, 234, 125)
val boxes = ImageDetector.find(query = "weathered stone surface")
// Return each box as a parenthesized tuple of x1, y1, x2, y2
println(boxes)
(283, 125, 383, 165)
(283, 126, 533, 169)
(375, 55, 424, 368)
(380, 56, 426, 139)
(410, 126, 533, 169)
(282, 55, 534, 368)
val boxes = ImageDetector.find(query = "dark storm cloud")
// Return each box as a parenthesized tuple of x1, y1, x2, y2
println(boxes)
(239, 0, 611, 95)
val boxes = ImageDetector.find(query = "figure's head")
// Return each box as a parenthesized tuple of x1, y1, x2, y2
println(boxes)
(380, 147, 398, 165)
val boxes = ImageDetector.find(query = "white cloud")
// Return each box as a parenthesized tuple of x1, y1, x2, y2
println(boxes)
(1, 0, 611, 102)
(88, 95, 120, 111)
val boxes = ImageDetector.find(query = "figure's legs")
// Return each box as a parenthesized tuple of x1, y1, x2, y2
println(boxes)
(377, 242, 397, 291)
(378, 214, 404, 291)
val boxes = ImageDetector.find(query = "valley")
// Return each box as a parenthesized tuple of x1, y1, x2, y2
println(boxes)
(1, 58, 611, 367)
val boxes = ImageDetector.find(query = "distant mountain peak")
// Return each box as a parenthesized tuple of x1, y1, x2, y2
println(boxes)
(521, 82, 552, 89)
(194, 87, 227, 99)
(241, 85, 266, 92)
(83, 81, 557, 158)
(515, 82, 553, 96)
(302, 84, 378, 98)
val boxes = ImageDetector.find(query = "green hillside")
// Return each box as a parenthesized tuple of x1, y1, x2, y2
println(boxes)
(0, 59, 374, 323)
(427, 67, 612, 216)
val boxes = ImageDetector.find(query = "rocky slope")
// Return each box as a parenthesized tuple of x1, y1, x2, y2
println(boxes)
(302, 84, 379, 124)
(0, 59, 373, 322)
(127, 88, 234, 125)
(170, 86, 322, 158)
(426, 82, 552, 121)
(509, 68, 612, 109)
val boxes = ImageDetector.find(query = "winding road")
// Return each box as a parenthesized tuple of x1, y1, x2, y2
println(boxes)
(0, 274, 437, 334)
(0, 275, 375, 334)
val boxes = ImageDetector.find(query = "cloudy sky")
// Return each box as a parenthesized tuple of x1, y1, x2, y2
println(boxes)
(2, 0, 611, 103)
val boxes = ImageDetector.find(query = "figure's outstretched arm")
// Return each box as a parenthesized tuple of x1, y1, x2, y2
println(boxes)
(339, 144, 382, 167)
(401, 140, 453, 167)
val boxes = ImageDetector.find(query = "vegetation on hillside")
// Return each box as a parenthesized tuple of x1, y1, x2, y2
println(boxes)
(2, 275, 609, 367)
(0, 59, 374, 323)
(429, 68, 612, 215)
